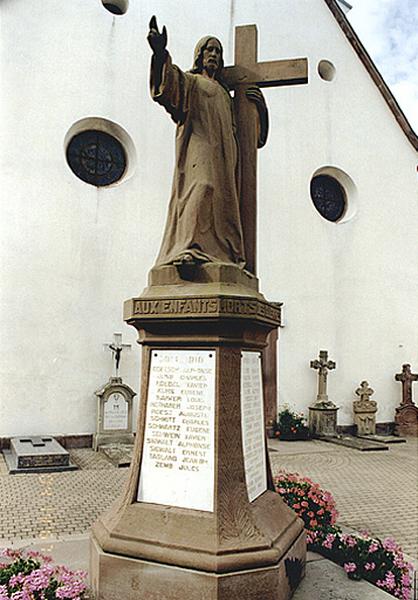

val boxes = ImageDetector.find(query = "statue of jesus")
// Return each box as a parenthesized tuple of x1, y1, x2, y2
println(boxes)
(147, 16, 268, 270)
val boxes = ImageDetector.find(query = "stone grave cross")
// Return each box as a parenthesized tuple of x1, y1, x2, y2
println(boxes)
(355, 381, 374, 403)
(223, 25, 308, 274)
(310, 350, 336, 404)
(395, 364, 418, 406)
(104, 332, 131, 377)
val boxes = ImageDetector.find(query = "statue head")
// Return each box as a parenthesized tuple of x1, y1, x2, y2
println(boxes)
(191, 36, 224, 77)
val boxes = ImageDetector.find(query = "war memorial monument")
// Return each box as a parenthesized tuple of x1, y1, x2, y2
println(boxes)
(91, 17, 308, 599)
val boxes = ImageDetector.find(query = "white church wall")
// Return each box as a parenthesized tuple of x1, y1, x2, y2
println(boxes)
(1, 0, 416, 436)
(239, 0, 418, 424)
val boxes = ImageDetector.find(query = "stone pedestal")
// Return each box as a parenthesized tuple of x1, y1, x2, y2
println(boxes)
(353, 401, 377, 436)
(395, 404, 418, 437)
(90, 264, 306, 600)
(308, 403, 339, 437)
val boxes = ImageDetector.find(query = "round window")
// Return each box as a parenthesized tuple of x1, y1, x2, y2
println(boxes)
(66, 130, 126, 187)
(102, 1, 128, 15)
(310, 175, 346, 222)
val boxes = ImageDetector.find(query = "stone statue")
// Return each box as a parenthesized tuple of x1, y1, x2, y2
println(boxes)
(147, 16, 268, 270)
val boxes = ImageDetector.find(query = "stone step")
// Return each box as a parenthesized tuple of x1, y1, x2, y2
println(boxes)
(294, 555, 393, 599)
(356, 434, 406, 444)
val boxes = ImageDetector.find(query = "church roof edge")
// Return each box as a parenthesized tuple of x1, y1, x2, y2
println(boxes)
(324, 0, 418, 151)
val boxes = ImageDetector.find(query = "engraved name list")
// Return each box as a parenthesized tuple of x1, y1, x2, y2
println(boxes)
(137, 350, 216, 511)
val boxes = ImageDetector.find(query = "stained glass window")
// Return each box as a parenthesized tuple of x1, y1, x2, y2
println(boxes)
(66, 130, 126, 187)
(310, 175, 346, 222)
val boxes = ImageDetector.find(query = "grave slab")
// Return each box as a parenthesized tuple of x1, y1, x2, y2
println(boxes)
(318, 435, 389, 451)
(3, 437, 78, 474)
(99, 443, 133, 467)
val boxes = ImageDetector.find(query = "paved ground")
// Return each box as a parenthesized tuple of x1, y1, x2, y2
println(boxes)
(0, 438, 417, 561)
(269, 437, 418, 559)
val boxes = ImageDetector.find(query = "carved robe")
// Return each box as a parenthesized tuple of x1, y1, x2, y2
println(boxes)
(151, 54, 246, 267)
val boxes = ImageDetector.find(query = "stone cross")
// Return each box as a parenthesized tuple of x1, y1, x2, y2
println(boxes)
(310, 350, 336, 404)
(355, 381, 374, 403)
(395, 364, 418, 406)
(104, 333, 131, 377)
(223, 26, 308, 274)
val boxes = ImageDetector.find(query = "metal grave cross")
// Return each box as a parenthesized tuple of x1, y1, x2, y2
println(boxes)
(355, 381, 374, 403)
(395, 364, 418, 406)
(223, 25, 308, 274)
(104, 332, 131, 377)
(310, 350, 336, 403)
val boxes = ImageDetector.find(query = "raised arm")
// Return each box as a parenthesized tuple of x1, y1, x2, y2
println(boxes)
(147, 16, 168, 95)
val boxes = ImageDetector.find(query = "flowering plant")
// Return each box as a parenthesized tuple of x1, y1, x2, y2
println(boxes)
(274, 471, 338, 531)
(309, 529, 413, 600)
(274, 471, 413, 599)
(0, 549, 88, 599)
(273, 407, 310, 440)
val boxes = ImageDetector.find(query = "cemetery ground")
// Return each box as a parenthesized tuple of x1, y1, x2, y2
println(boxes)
(0, 437, 417, 591)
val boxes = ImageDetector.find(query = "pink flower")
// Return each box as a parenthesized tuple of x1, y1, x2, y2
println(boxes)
(364, 562, 375, 571)
(0, 585, 9, 600)
(383, 537, 399, 552)
(368, 541, 379, 553)
(344, 562, 357, 573)
(384, 571, 396, 590)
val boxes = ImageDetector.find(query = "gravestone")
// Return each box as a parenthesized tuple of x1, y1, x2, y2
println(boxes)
(91, 20, 307, 600)
(3, 437, 78, 474)
(394, 364, 418, 436)
(94, 377, 136, 451)
(353, 381, 377, 435)
(308, 350, 339, 436)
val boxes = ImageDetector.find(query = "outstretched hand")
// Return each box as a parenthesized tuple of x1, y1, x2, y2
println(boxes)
(148, 15, 167, 57)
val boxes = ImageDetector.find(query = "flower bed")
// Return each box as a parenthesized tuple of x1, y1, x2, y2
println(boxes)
(273, 407, 310, 441)
(0, 549, 88, 599)
(274, 471, 414, 599)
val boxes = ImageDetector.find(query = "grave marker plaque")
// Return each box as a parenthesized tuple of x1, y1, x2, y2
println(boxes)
(94, 377, 136, 450)
(241, 351, 267, 501)
(103, 392, 129, 430)
(138, 350, 216, 511)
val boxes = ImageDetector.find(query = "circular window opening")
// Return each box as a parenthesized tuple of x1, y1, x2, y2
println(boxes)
(310, 175, 346, 222)
(102, 0, 128, 15)
(318, 60, 336, 82)
(66, 130, 127, 187)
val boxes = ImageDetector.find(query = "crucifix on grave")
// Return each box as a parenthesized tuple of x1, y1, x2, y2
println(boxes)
(355, 380, 374, 403)
(309, 350, 339, 437)
(395, 364, 418, 406)
(310, 349, 336, 405)
(394, 364, 418, 437)
(223, 25, 308, 274)
(104, 332, 131, 378)
(353, 381, 377, 436)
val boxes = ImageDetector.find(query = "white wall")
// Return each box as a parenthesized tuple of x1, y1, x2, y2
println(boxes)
(0, 0, 416, 435)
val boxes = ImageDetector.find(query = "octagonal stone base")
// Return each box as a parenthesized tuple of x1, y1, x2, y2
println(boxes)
(90, 532, 306, 600)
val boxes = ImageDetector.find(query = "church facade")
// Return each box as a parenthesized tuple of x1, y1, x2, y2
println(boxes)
(1, 0, 417, 440)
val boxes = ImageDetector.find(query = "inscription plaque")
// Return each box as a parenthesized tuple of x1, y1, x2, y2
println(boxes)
(103, 392, 129, 431)
(241, 352, 267, 502)
(138, 350, 216, 511)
